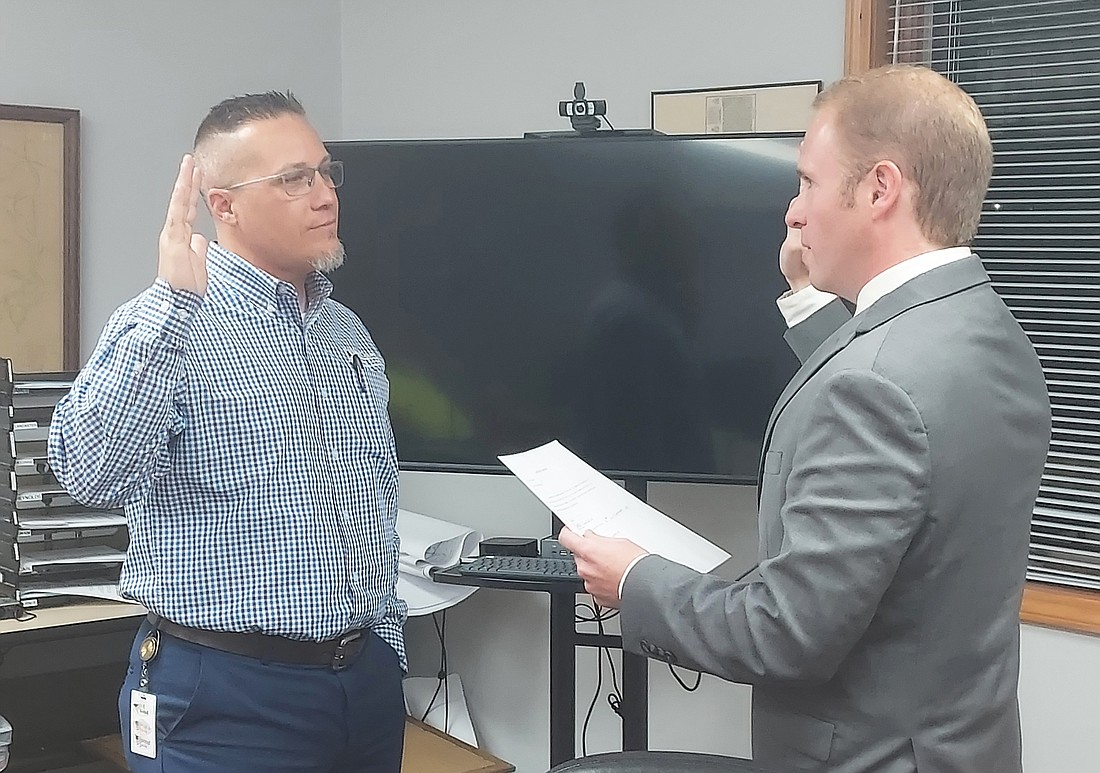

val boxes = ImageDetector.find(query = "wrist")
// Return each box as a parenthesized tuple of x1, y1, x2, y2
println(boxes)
(618, 552, 650, 600)
(157, 274, 205, 296)
(784, 275, 812, 293)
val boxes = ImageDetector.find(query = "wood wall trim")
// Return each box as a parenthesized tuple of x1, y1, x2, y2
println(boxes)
(844, 0, 890, 74)
(1021, 582, 1100, 637)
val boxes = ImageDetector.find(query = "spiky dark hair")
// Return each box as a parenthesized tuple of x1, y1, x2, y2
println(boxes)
(194, 90, 305, 147)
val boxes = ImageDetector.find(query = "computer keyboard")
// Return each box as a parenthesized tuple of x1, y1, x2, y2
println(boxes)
(453, 554, 581, 582)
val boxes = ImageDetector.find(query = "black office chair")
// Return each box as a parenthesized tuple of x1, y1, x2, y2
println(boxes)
(548, 751, 779, 772)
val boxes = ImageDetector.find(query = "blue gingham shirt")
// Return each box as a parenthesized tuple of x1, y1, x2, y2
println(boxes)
(49, 243, 406, 668)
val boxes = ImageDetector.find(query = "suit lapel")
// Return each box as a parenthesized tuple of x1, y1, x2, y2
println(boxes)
(756, 255, 991, 488)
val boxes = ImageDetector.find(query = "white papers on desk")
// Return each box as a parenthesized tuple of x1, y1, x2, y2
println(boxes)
(396, 509, 482, 616)
(15, 380, 73, 391)
(15, 511, 127, 530)
(499, 440, 730, 573)
(18, 545, 126, 573)
(398, 509, 483, 578)
(17, 582, 130, 604)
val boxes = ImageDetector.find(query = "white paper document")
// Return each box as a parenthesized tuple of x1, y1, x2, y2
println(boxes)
(16, 511, 127, 530)
(15, 380, 74, 391)
(397, 509, 483, 579)
(396, 508, 482, 616)
(18, 582, 130, 604)
(499, 440, 730, 573)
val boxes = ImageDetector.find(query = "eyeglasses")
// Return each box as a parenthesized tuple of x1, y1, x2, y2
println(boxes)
(221, 159, 344, 197)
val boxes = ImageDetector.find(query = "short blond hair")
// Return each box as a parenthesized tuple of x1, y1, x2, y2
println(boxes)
(814, 65, 993, 246)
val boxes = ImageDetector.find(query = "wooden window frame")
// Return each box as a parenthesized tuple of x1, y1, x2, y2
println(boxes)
(844, 0, 890, 75)
(842, 0, 1100, 637)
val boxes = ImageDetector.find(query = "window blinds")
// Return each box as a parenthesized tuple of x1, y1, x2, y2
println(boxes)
(888, 0, 1100, 590)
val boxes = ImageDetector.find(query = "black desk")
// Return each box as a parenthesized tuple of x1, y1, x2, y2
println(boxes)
(0, 602, 145, 765)
(432, 568, 649, 768)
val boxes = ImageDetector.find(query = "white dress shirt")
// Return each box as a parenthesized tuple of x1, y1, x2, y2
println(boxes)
(775, 246, 973, 325)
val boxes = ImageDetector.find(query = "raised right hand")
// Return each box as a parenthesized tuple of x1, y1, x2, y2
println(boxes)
(157, 154, 209, 295)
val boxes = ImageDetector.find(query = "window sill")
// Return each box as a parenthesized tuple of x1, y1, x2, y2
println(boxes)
(1021, 582, 1100, 637)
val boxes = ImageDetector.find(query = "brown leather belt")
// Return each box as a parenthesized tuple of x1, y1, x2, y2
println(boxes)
(148, 614, 368, 670)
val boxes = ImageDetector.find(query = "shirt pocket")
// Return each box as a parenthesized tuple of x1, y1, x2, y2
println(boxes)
(335, 346, 395, 471)
(348, 347, 389, 407)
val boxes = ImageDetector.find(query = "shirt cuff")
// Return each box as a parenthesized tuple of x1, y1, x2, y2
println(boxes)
(776, 285, 837, 328)
(618, 552, 651, 601)
(131, 279, 203, 349)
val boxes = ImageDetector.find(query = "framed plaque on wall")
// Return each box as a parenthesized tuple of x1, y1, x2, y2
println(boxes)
(0, 103, 80, 371)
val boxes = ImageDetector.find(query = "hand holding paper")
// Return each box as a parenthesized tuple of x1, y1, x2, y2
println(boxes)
(557, 526, 647, 607)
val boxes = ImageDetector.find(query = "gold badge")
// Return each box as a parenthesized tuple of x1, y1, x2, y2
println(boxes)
(139, 634, 159, 663)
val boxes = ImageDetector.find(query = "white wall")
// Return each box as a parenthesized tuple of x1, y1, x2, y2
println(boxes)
(339, 0, 843, 141)
(1019, 624, 1100, 773)
(0, 0, 344, 357)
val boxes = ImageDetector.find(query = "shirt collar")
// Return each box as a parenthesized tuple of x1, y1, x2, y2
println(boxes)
(855, 246, 973, 315)
(206, 242, 333, 314)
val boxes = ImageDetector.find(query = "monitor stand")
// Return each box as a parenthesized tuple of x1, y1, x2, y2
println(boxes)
(550, 475, 650, 760)
(617, 477, 650, 752)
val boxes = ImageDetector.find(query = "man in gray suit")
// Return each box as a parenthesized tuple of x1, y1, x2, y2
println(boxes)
(559, 65, 1051, 772)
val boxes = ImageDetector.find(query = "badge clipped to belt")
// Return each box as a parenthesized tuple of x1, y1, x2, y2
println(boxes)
(130, 628, 161, 759)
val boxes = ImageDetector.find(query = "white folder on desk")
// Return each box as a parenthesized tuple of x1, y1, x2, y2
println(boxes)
(396, 509, 482, 616)
(397, 509, 483, 578)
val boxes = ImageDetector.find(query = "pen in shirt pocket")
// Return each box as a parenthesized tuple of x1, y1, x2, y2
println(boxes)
(350, 351, 368, 391)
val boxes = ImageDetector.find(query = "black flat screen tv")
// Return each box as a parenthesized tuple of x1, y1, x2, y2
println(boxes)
(328, 133, 802, 483)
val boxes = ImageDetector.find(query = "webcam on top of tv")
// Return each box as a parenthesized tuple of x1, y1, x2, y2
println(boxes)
(559, 81, 607, 133)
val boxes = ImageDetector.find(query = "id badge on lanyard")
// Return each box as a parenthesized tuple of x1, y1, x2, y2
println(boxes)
(130, 629, 161, 759)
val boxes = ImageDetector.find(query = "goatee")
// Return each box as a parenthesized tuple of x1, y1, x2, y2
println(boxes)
(312, 242, 346, 273)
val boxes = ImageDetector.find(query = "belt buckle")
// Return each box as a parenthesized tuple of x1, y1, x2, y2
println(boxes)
(331, 630, 364, 671)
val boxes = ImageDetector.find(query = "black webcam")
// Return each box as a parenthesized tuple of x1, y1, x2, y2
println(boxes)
(558, 82, 606, 132)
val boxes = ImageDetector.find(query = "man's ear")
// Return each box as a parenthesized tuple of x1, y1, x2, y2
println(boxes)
(206, 189, 237, 225)
(868, 160, 904, 217)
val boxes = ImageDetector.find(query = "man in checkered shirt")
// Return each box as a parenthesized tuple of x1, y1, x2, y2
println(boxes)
(49, 91, 406, 773)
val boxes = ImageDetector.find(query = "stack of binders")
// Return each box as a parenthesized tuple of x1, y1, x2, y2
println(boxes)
(1, 358, 129, 614)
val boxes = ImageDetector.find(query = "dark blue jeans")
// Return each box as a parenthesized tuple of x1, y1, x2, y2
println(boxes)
(119, 621, 404, 773)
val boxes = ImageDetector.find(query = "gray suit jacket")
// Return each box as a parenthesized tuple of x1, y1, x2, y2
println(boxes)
(621, 256, 1051, 772)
